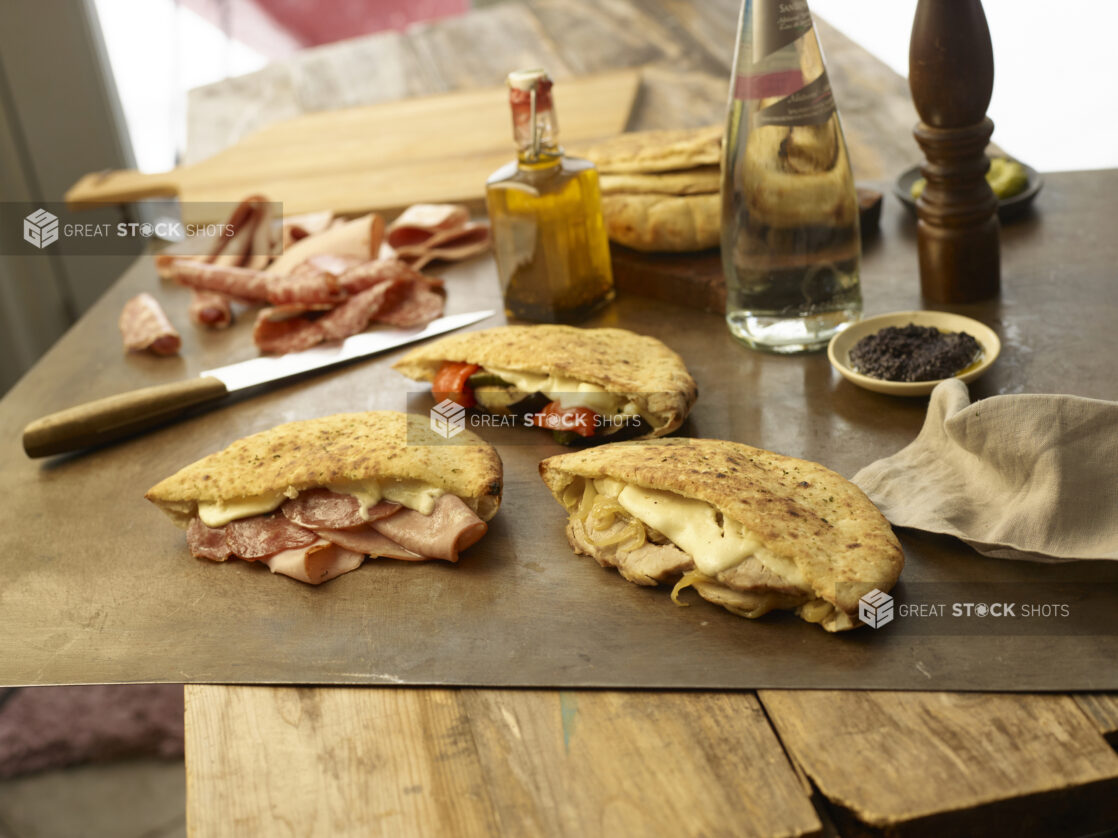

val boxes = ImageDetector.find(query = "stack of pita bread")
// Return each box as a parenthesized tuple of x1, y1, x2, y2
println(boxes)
(578, 125, 722, 253)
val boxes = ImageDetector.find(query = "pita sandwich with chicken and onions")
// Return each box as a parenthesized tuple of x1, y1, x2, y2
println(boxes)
(146, 412, 502, 585)
(539, 438, 903, 631)
(392, 325, 698, 445)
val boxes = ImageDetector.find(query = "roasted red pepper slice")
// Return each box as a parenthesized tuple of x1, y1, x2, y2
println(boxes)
(432, 361, 480, 408)
(531, 401, 599, 438)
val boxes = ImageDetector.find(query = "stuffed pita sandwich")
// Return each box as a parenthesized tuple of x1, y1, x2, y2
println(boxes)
(539, 438, 903, 631)
(393, 325, 697, 444)
(146, 412, 502, 585)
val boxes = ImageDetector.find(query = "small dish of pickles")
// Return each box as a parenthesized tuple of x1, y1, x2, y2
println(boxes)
(894, 157, 1042, 222)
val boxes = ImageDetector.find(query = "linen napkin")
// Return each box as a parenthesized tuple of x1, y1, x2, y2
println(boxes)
(852, 379, 1118, 561)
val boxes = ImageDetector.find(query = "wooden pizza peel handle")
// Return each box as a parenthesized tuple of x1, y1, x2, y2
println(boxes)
(22, 376, 228, 458)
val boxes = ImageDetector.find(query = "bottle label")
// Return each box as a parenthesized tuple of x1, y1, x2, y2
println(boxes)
(754, 71, 836, 127)
(753, 0, 813, 62)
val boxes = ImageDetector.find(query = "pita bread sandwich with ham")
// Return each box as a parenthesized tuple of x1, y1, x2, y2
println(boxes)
(539, 438, 903, 632)
(393, 325, 697, 445)
(146, 412, 502, 585)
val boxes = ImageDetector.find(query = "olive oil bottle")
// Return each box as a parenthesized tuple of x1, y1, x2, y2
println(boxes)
(486, 69, 614, 322)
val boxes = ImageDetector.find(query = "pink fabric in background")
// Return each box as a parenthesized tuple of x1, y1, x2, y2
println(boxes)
(243, 0, 468, 47)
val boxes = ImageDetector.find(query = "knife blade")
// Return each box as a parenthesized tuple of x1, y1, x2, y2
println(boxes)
(22, 309, 494, 458)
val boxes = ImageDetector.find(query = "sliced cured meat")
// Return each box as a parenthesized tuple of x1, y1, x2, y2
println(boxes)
(267, 213, 384, 276)
(119, 293, 181, 356)
(224, 514, 317, 559)
(374, 280, 445, 328)
(394, 222, 491, 270)
(314, 526, 425, 561)
(262, 539, 365, 584)
(266, 259, 347, 306)
(337, 257, 426, 295)
(282, 210, 334, 249)
(253, 309, 324, 354)
(282, 490, 400, 529)
(170, 260, 272, 303)
(386, 204, 470, 250)
(316, 279, 408, 341)
(186, 517, 232, 562)
(210, 195, 276, 270)
(371, 494, 486, 561)
(188, 289, 234, 329)
(303, 253, 362, 277)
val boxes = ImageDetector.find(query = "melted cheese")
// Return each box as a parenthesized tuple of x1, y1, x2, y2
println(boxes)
(485, 366, 629, 415)
(198, 493, 286, 527)
(615, 485, 761, 576)
(197, 480, 444, 526)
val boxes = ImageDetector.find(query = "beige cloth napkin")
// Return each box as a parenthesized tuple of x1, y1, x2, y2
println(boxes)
(852, 379, 1118, 561)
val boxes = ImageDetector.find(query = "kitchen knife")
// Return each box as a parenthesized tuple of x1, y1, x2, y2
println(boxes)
(22, 309, 494, 458)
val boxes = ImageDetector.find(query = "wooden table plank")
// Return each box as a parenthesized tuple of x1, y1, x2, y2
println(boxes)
(1076, 694, 1118, 747)
(759, 690, 1118, 837)
(185, 686, 821, 838)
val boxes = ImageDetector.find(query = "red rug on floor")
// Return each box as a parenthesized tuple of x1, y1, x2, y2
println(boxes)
(0, 685, 183, 779)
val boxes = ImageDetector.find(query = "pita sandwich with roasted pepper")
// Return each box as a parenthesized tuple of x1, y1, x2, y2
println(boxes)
(392, 325, 698, 444)
(146, 412, 502, 585)
(539, 438, 903, 631)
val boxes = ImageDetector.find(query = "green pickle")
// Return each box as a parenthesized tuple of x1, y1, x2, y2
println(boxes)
(911, 157, 1028, 200)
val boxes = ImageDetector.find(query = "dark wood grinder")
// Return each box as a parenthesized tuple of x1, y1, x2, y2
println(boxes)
(909, 0, 1000, 302)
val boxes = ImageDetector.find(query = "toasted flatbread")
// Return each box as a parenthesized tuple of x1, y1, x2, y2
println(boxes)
(601, 192, 720, 253)
(147, 411, 503, 526)
(599, 166, 720, 196)
(578, 125, 722, 174)
(539, 438, 904, 632)
(393, 325, 697, 438)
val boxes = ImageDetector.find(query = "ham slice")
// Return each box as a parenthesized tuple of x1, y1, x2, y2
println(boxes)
(267, 213, 384, 276)
(282, 210, 334, 249)
(394, 222, 491, 270)
(386, 204, 470, 250)
(371, 494, 487, 561)
(281, 489, 400, 529)
(314, 527, 425, 561)
(188, 289, 234, 329)
(262, 539, 365, 585)
(186, 517, 232, 562)
(224, 514, 318, 559)
(119, 293, 181, 356)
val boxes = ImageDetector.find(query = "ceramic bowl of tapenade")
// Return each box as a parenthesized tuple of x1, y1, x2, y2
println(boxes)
(828, 311, 1001, 396)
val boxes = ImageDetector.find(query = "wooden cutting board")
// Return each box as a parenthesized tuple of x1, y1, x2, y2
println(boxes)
(66, 69, 640, 222)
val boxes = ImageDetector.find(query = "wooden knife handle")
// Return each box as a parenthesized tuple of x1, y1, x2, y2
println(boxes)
(22, 376, 228, 458)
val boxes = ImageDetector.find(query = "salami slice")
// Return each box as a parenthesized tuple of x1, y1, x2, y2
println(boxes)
(186, 517, 232, 561)
(337, 257, 425, 295)
(119, 293, 181, 356)
(316, 279, 408, 342)
(224, 514, 317, 559)
(252, 309, 324, 354)
(188, 289, 234, 329)
(170, 260, 272, 303)
(266, 260, 346, 306)
(283, 492, 402, 528)
(374, 281, 445, 329)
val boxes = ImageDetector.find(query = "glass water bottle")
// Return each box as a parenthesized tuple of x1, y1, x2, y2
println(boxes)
(721, 0, 862, 353)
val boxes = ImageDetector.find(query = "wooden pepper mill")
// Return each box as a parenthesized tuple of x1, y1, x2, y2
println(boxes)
(909, 0, 1000, 302)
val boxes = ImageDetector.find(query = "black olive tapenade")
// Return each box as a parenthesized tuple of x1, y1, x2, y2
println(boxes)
(849, 323, 981, 382)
